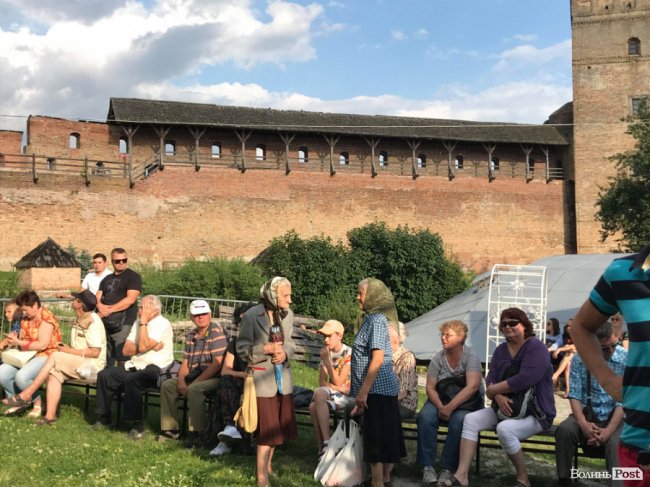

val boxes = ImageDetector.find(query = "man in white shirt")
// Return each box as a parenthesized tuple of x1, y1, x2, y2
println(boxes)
(81, 253, 113, 294)
(93, 294, 174, 440)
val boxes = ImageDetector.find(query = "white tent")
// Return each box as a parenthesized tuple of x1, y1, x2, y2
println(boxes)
(403, 253, 627, 363)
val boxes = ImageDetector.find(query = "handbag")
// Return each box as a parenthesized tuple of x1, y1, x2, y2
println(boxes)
(491, 360, 545, 421)
(233, 368, 258, 433)
(1, 348, 37, 368)
(317, 419, 364, 487)
(157, 360, 181, 388)
(435, 375, 483, 412)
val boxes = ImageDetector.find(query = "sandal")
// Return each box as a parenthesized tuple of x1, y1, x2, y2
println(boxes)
(4, 406, 26, 416)
(35, 417, 56, 426)
(3, 395, 31, 409)
(439, 475, 469, 487)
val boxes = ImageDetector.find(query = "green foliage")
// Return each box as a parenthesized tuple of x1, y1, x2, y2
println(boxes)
(137, 258, 265, 301)
(348, 222, 471, 322)
(0, 271, 19, 298)
(65, 244, 92, 271)
(257, 224, 470, 327)
(596, 99, 650, 251)
(255, 231, 358, 318)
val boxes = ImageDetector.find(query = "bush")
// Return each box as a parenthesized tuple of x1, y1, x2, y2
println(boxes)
(0, 271, 19, 298)
(137, 258, 265, 301)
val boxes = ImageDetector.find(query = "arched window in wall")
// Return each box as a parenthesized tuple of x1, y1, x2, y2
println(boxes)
(455, 154, 464, 169)
(211, 142, 221, 158)
(256, 144, 266, 161)
(417, 153, 426, 168)
(119, 137, 128, 154)
(165, 140, 175, 156)
(339, 151, 349, 165)
(378, 151, 388, 167)
(69, 133, 80, 149)
(298, 146, 308, 163)
(628, 37, 640, 56)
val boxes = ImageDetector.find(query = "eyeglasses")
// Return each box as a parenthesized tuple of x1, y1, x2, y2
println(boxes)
(500, 319, 520, 328)
(441, 333, 458, 339)
(112, 258, 128, 264)
(601, 342, 619, 352)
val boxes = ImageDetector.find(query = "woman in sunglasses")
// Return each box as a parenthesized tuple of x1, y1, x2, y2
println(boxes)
(440, 307, 555, 487)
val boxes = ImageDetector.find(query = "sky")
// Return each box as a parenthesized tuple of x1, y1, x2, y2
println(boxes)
(0, 0, 573, 132)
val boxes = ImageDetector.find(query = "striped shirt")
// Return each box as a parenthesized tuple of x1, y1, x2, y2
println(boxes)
(589, 245, 650, 450)
(183, 322, 228, 372)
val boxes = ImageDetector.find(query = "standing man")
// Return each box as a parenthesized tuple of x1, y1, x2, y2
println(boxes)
(81, 253, 113, 294)
(555, 321, 626, 487)
(96, 248, 141, 365)
(571, 246, 650, 485)
(159, 300, 228, 448)
(93, 294, 174, 440)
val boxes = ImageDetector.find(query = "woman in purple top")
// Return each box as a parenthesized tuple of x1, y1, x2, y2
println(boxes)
(441, 307, 555, 487)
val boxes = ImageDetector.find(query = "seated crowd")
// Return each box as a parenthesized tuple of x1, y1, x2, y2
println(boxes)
(0, 248, 634, 487)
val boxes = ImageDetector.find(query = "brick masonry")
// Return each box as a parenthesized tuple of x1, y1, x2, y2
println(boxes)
(0, 165, 565, 273)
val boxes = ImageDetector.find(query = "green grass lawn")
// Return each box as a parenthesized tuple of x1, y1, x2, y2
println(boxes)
(0, 361, 609, 487)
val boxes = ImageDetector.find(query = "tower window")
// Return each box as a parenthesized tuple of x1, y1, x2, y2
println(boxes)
(211, 143, 221, 158)
(165, 140, 176, 156)
(417, 153, 426, 168)
(339, 151, 349, 165)
(379, 151, 388, 167)
(119, 137, 128, 154)
(628, 38, 640, 56)
(455, 154, 464, 169)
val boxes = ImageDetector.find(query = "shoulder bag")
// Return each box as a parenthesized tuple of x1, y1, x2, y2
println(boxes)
(1, 348, 37, 368)
(436, 375, 483, 412)
(491, 360, 545, 421)
(234, 368, 258, 433)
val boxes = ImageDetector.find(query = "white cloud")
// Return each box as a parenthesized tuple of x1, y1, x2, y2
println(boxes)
(391, 29, 406, 41)
(414, 28, 428, 39)
(493, 39, 571, 71)
(512, 33, 538, 42)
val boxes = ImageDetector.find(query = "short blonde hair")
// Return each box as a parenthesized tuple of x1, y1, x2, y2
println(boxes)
(439, 320, 468, 343)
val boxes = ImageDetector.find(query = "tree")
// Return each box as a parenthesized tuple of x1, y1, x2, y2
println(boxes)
(596, 100, 650, 251)
(348, 222, 470, 322)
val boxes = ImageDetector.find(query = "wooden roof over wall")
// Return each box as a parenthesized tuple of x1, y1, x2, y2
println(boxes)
(107, 97, 569, 146)
(14, 238, 81, 269)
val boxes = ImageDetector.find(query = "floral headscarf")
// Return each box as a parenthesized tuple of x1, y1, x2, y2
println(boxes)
(259, 276, 291, 325)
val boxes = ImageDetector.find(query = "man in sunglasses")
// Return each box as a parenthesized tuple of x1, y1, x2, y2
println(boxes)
(555, 321, 626, 487)
(96, 248, 142, 366)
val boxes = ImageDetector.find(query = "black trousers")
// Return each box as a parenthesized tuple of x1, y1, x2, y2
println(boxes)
(95, 364, 160, 423)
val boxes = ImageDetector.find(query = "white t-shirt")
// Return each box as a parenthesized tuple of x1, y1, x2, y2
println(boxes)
(124, 314, 174, 370)
(81, 268, 113, 294)
(70, 312, 107, 371)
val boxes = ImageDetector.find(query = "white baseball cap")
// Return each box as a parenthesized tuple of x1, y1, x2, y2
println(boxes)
(189, 300, 211, 316)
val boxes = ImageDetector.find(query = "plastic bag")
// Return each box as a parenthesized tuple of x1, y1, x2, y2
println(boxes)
(76, 357, 99, 382)
(317, 419, 364, 487)
(314, 419, 348, 483)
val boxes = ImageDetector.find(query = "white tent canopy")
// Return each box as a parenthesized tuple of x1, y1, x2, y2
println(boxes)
(403, 253, 627, 363)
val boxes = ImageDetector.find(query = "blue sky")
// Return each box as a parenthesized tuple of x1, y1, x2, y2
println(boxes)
(0, 0, 572, 132)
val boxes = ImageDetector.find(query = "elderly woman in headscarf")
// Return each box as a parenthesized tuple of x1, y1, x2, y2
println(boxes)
(351, 278, 406, 487)
(237, 277, 297, 487)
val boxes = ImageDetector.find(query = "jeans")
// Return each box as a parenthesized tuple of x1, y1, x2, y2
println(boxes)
(0, 356, 48, 401)
(95, 364, 160, 423)
(417, 400, 474, 471)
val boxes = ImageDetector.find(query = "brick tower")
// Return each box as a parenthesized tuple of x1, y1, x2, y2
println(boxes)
(571, 0, 650, 251)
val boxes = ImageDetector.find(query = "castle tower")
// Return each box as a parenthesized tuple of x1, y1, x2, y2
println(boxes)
(571, 0, 650, 251)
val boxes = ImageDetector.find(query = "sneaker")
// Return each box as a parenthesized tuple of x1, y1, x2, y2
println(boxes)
(92, 419, 109, 431)
(437, 470, 453, 486)
(217, 425, 243, 445)
(423, 466, 438, 484)
(209, 441, 232, 457)
(128, 428, 144, 441)
(156, 430, 180, 443)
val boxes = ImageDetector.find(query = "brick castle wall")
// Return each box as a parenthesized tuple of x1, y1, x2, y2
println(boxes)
(0, 165, 565, 273)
